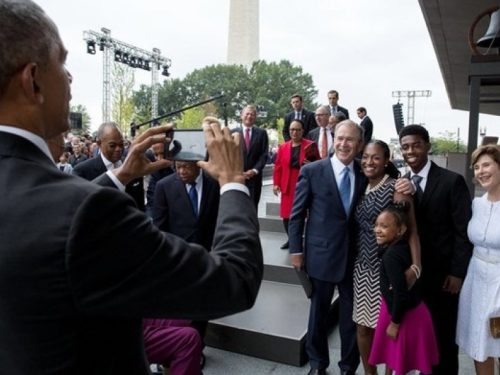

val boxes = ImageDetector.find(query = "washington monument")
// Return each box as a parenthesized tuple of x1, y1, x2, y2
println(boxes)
(227, 0, 259, 67)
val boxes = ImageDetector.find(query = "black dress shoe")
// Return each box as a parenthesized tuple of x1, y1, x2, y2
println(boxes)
(307, 369, 326, 375)
(340, 371, 355, 375)
(280, 241, 289, 249)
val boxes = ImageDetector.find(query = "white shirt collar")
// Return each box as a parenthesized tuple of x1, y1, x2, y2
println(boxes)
(100, 153, 122, 170)
(410, 159, 431, 180)
(331, 153, 353, 176)
(0, 125, 54, 165)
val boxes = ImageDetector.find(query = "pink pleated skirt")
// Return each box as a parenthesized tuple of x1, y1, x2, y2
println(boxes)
(369, 298, 439, 375)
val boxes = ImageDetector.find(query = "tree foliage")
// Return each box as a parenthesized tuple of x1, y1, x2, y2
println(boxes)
(132, 60, 318, 128)
(175, 107, 206, 129)
(111, 63, 135, 136)
(430, 131, 467, 155)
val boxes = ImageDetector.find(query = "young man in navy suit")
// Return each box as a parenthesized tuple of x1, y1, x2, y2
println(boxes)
(289, 120, 365, 375)
(327, 90, 349, 119)
(283, 94, 317, 141)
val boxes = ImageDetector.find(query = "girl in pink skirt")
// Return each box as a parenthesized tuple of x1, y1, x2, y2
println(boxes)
(369, 203, 438, 375)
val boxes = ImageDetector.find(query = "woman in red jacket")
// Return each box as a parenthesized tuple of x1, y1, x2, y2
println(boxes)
(273, 119, 320, 249)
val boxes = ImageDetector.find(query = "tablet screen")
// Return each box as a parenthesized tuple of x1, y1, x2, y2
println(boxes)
(165, 129, 207, 161)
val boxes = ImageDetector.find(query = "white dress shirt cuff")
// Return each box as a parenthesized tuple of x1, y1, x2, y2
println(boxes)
(105, 170, 126, 192)
(220, 182, 250, 196)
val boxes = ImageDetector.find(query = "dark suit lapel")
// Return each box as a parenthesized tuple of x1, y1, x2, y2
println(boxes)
(93, 157, 107, 176)
(199, 173, 211, 219)
(310, 128, 320, 143)
(351, 161, 366, 215)
(248, 126, 258, 152)
(174, 174, 195, 218)
(321, 159, 345, 214)
(421, 162, 440, 207)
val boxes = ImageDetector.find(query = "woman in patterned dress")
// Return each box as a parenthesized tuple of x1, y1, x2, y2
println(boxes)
(353, 140, 421, 375)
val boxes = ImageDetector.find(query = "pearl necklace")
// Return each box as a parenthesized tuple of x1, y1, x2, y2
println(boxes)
(365, 174, 389, 195)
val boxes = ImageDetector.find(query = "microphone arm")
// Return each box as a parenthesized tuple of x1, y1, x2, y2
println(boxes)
(130, 94, 224, 136)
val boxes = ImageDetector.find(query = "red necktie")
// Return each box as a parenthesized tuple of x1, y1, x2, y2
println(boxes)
(321, 128, 328, 158)
(245, 128, 250, 150)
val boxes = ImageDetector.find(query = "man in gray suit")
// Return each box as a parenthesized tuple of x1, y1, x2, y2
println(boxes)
(0, 1, 263, 373)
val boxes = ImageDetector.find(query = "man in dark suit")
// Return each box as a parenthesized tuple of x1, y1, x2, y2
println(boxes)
(73, 122, 146, 211)
(356, 107, 373, 144)
(283, 94, 317, 141)
(68, 141, 87, 167)
(0, 3, 263, 373)
(153, 161, 220, 253)
(289, 120, 366, 375)
(145, 143, 175, 218)
(232, 105, 269, 212)
(306, 106, 334, 159)
(152, 160, 220, 346)
(327, 90, 349, 119)
(398, 125, 472, 375)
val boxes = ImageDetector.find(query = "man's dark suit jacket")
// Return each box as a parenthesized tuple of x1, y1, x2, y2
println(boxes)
(359, 116, 373, 144)
(145, 167, 175, 218)
(329, 105, 349, 119)
(406, 161, 472, 374)
(283, 109, 317, 141)
(407, 162, 472, 284)
(0, 131, 262, 374)
(289, 158, 366, 281)
(73, 155, 146, 211)
(68, 153, 87, 168)
(306, 127, 334, 157)
(232, 125, 268, 208)
(152, 171, 220, 251)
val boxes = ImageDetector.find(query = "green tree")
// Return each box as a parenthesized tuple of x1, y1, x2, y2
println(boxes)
(69, 104, 91, 133)
(111, 63, 135, 136)
(131, 60, 317, 127)
(175, 107, 206, 129)
(248, 60, 318, 126)
(430, 131, 467, 155)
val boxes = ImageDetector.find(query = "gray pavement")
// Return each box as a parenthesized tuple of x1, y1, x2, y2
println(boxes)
(202, 183, 477, 375)
(203, 325, 475, 374)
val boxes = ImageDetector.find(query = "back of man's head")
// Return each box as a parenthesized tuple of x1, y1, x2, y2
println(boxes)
(0, 0, 60, 99)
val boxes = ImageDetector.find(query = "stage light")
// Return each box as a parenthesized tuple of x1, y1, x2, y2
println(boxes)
(86, 41, 96, 55)
(143, 60, 151, 71)
(161, 65, 170, 77)
(114, 50, 122, 62)
(99, 38, 106, 51)
(122, 53, 130, 64)
(129, 56, 137, 68)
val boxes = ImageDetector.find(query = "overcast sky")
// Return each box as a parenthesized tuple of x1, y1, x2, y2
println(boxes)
(37, 0, 499, 145)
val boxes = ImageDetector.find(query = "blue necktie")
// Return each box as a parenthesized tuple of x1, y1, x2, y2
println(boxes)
(188, 182, 198, 216)
(339, 167, 351, 214)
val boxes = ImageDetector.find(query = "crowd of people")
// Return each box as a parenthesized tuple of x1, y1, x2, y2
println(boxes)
(0, 1, 499, 375)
